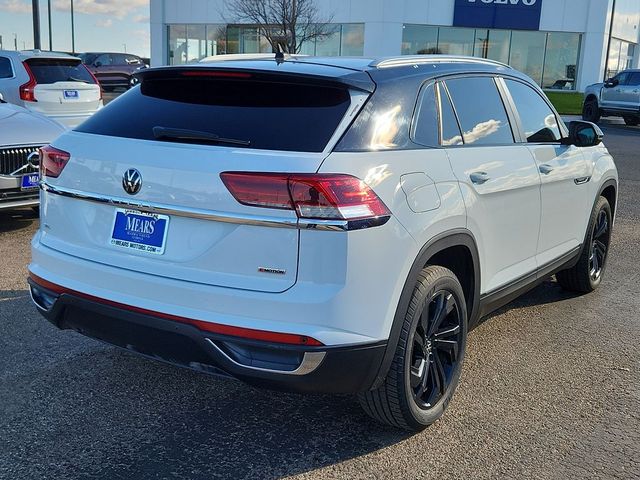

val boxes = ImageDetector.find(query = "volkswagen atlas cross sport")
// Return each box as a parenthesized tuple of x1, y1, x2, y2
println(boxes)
(28, 55, 618, 431)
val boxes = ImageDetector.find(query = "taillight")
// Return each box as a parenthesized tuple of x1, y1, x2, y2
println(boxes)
(82, 64, 102, 100)
(221, 173, 391, 225)
(39, 145, 70, 178)
(19, 61, 37, 102)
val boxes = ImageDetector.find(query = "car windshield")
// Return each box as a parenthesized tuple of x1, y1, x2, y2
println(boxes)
(25, 58, 96, 84)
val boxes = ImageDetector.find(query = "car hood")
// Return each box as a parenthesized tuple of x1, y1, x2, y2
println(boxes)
(0, 103, 66, 146)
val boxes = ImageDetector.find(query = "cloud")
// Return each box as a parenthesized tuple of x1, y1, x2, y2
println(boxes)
(133, 14, 150, 24)
(52, 0, 149, 19)
(96, 18, 113, 28)
(0, 0, 31, 14)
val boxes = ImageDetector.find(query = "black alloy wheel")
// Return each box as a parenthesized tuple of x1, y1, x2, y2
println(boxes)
(557, 196, 613, 293)
(589, 208, 610, 282)
(410, 290, 463, 409)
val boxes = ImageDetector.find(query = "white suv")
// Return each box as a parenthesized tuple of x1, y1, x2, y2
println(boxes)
(28, 56, 618, 431)
(0, 50, 103, 128)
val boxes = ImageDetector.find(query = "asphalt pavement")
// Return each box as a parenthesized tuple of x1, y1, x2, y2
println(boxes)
(0, 123, 638, 479)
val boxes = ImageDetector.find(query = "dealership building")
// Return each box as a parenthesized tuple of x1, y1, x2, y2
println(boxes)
(150, 0, 640, 91)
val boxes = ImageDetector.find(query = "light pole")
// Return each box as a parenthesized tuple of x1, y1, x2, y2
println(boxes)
(48, 0, 53, 50)
(13, 33, 18, 51)
(70, 0, 75, 53)
(32, 0, 41, 49)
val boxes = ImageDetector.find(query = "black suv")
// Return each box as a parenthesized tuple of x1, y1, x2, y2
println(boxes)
(80, 52, 148, 91)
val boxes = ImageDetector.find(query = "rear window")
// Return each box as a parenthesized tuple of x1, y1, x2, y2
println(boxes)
(25, 58, 96, 85)
(76, 75, 352, 152)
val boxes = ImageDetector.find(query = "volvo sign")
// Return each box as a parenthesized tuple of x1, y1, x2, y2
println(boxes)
(453, 0, 543, 31)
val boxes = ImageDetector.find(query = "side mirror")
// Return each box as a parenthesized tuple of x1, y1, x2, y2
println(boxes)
(94, 61, 102, 68)
(604, 78, 618, 88)
(0, 92, 4, 102)
(562, 121, 603, 147)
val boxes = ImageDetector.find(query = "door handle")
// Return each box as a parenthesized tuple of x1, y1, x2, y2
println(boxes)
(469, 171, 490, 185)
(539, 164, 554, 175)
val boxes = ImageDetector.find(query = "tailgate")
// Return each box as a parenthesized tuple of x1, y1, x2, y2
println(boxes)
(40, 133, 328, 293)
(33, 82, 101, 114)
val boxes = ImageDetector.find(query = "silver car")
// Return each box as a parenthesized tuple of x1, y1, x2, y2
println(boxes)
(0, 50, 103, 128)
(0, 94, 65, 211)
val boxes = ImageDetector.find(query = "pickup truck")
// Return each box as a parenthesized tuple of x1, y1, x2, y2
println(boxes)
(583, 69, 640, 126)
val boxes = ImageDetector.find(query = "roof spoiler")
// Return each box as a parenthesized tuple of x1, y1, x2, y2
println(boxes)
(134, 65, 376, 93)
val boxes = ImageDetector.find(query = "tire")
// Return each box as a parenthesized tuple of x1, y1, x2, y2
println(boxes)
(557, 196, 612, 293)
(582, 99, 601, 123)
(358, 266, 468, 431)
(623, 116, 640, 126)
(31, 206, 39, 216)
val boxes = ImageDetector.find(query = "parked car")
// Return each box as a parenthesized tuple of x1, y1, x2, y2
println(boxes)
(28, 55, 618, 431)
(0, 50, 102, 128)
(80, 52, 147, 91)
(547, 78, 575, 90)
(583, 69, 640, 125)
(0, 93, 64, 211)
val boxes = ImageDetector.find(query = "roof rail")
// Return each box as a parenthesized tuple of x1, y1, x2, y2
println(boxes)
(371, 55, 512, 70)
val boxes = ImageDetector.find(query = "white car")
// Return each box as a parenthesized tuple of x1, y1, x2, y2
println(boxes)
(0, 94, 65, 210)
(0, 50, 102, 128)
(28, 56, 618, 431)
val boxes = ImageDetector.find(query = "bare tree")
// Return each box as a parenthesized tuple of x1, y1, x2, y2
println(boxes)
(224, 0, 336, 54)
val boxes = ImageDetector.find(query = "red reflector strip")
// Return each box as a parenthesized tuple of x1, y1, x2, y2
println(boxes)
(180, 71, 252, 79)
(28, 273, 323, 347)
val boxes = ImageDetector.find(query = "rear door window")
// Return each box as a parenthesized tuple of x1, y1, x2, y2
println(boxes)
(25, 58, 96, 84)
(504, 79, 561, 143)
(76, 74, 353, 152)
(444, 76, 514, 146)
(0, 57, 13, 78)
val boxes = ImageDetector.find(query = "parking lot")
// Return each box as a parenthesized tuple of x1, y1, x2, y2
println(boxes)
(0, 121, 639, 480)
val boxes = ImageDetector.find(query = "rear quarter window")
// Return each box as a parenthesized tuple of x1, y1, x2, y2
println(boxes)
(76, 75, 352, 153)
(0, 57, 13, 78)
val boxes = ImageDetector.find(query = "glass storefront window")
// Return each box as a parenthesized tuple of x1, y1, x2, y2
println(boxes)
(168, 25, 187, 65)
(509, 31, 547, 86)
(186, 25, 206, 63)
(542, 32, 580, 90)
(402, 25, 439, 55)
(401, 25, 584, 91)
(207, 24, 228, 56)
(437, 27, 474, 56)
(474, 29, 510, 64)
(341, 24, 365, 56)
(315, 29, 341, 56)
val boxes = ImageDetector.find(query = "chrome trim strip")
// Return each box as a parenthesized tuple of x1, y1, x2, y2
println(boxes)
(206, 339, 326, 376)
(41, 181, 379, 231)
(41, 181, 299, 229)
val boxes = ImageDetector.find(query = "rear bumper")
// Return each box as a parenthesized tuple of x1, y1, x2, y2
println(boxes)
(28, 276, 386, 394)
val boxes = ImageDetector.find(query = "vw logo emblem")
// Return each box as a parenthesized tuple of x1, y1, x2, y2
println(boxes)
(122, 168, 142, 195)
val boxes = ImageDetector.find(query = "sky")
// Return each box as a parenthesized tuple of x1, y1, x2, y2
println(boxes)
(0, 0, 150, 57)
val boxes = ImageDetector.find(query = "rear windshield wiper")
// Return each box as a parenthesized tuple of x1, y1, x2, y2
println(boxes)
(67, 76, 89, 83)
(152, 126, 251, 146)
